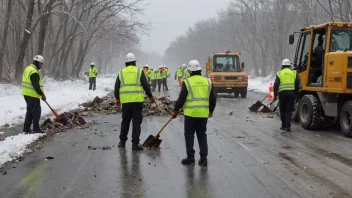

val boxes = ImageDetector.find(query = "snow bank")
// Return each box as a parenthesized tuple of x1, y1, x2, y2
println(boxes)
(248, 75, 275, 94)
(0, 133, 45, 166)
(0, 76, 115, 127)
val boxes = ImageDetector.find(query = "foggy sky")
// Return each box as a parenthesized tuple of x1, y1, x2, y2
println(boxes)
(140, 0, 231, 55)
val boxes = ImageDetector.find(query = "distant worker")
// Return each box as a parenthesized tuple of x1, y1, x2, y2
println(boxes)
(182, 64, 190, 80)
(143, 64, 152, 88)
(156, 66, 163, 92)
(89, 62, 98, 91)
(273, 59, 302, 132)
(151, 68, 158, 92)
(172, 60, 216, 166)
(175, 66, 183, 87)
(114, 53, 155, 150)
(162, 65, 169, 91)
(21, 55, 46, 134)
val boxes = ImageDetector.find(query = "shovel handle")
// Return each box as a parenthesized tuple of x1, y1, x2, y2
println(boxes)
(260, 95, 268, 103)
(155, 117, 173, 138)
(44, 101, 59, 118)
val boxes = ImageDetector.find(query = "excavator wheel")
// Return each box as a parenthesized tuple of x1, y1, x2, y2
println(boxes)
(340, 101, 352, 137)
(299, 94, 324, 130)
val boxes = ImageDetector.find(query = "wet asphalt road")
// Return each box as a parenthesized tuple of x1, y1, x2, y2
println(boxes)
(1, 84, 352, 198)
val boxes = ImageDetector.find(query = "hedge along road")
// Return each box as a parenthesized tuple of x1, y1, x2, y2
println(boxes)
(0, 84, 351, 198)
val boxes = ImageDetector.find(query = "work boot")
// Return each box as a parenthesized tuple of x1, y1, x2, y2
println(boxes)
(22, 129, 33, 134)
(181, 156, 195, 165)
(280, 123, 286, 131)
(33, 129, 46, 134)
(286, 128, 291, 132)
(118, 141, 126, 148)
(198, 156, 208, 166)
(132, 144, 144, 151)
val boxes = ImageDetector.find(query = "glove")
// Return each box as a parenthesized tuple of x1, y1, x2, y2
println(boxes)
(208, 113, 213, 118)
(41, 93, 46, 101)
(273, 96, 278, 101)
(172, 110, 178, 119)
(150, 96, 156, 103)
(115, 99, 120, 106)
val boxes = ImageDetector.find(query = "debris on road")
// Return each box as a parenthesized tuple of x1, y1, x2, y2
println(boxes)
(88, 146, 113, 150)
(229, 111, 233, 116)
(79, 93, 179, 117)
(46, 156, 54, 160)
(0, 132, 5, 141)
(41, 111, 87, 133)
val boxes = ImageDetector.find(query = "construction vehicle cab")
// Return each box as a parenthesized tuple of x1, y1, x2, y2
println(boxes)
(205, 50, 248, 98)
(289, 22, 352, 137)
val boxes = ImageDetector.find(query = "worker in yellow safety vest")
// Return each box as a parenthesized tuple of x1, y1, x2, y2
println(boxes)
(143, 64, 152, 89)
(175, 66, 183, 87)
(161, 65, 169, 91)
(114, 53, 156, 150)
(182, 64, 190, 80)
(273, 59, 301, 132)
(156, 66, 163, 92)
(88, 62, 98, 91)
(21, 55, 47, 134)
(172, 60, 216, 166)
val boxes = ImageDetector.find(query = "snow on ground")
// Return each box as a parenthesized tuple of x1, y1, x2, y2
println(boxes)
(248, 75, 275, 94)
(0, 75, 115, 127)
(0, 133, 45, 166)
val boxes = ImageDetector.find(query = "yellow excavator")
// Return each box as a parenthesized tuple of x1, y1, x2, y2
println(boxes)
(205, 50, 248, 98)
(289, 22, 352, 137)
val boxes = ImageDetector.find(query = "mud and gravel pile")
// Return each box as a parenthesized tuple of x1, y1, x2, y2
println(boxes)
(79, 93, 180, 117)
(41, 111, 87, 132)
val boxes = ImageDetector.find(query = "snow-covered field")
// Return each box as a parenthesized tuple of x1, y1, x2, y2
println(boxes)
(0, 76, 115, 127)
(0, 75, 115, 167)
(248, 75, 275, 94)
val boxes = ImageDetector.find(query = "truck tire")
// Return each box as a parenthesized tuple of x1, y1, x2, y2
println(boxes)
(340, 101, 352, 137)
(241, 88, 247, 98)
(299, 94, 323, 130)
(292, 99, 300, 122)
(234, 92, 239, 98)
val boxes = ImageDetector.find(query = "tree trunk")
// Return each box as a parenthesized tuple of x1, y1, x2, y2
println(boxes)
(14, 0, 36, 81)
(37, 0, 54, 55)
(0, 0, 13, 80)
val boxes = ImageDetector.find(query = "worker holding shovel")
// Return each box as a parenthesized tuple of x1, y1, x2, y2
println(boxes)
(114, 53, 156, 150)
(21, 55, 46, 134)
(273, 59, 302, 132)
(172, 60, 216, 166)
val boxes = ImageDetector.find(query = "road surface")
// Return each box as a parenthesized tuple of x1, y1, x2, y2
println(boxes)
(0, 85, 352, 198)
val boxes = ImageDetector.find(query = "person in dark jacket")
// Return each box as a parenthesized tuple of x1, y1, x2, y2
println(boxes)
(172, 60, 216, 166)
(114, 53, 155, 150)
(21, 55, 47, 134)
(273, 59, 302, 132)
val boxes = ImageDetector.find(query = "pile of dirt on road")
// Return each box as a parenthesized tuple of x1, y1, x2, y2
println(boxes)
(41, 111, 87, 132)
(79, 93, 179, 117)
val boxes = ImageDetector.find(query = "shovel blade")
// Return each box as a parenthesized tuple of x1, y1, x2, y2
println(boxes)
(260, 105, 272, 113)
(142, 135, 155, 147)
(249, 101, 263, 112)
(151, 138, 162, 149)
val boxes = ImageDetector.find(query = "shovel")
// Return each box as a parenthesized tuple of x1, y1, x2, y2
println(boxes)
(260, 100, 279, 113)
(249, 95, 268, 112)
(44, 101, 59, 119)
(142, 117, 173, 149)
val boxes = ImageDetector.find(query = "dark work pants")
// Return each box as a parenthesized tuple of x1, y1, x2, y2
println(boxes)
(162, 78, 168, 91)
(152, 80, 157, 91)
(120, 102, 143, 145)
(157, 79, 162, 92)
(279, 91, 296, 129)
(184, 116, 208, 157)
(23, 96, 41, 131)
(89, 77, 96, 90)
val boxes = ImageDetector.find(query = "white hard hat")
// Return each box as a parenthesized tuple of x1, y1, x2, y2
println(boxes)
(33, 55, 44, 64)
(182, 63, 186, 67)
(125, 53, 136, 63)
(159, 66, 162, 69)
(144, 64, 149, 67)
(91, 62, 95, 65)
(188, 60, 202, 71)
(282, 58, 291, 66)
